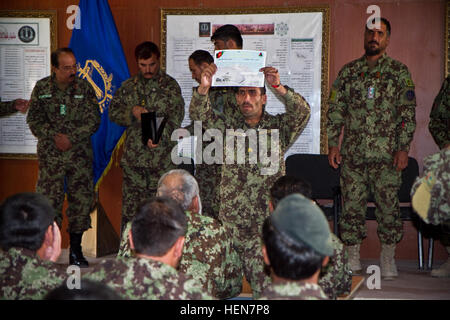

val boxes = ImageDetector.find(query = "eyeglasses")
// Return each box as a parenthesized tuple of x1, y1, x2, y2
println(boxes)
(59, 65, 77, 72)
(237, 89, 261, 97)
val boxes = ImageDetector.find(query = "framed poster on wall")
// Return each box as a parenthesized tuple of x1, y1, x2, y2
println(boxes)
(0, 10, 57, 158)
(161, 6, 330, 155)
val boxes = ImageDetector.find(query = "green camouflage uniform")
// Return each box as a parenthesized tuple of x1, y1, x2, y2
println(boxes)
(319, 233, 352, 299)
(189, 86, 311, 298)
(258, 281, 328, 300)
(109, 70, 185, 228)
(328, 53, 416, 245)
(190, 87, 238, 219)
(84, 256, 212, 300)
(0, 100, 17, 118)
(0, 247, 67, 300)
(27, 75, 100, 232)
(117, 211, 242, 299)
(429, 75, 450, 149)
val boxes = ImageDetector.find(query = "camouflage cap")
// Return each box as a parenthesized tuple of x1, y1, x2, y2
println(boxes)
(411, 148, 450, 225)
(271, 193, 334, 256)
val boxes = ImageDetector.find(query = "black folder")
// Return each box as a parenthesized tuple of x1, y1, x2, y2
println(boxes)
(141, 112, 167, 146)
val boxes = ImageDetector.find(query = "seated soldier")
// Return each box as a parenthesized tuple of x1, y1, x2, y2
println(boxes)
(259, 193, 333, 300)
(0, 192, 66, 299)
(85, 197, 212, 300)
(118, 169, 241, 299)
(269, 175, 352, 298)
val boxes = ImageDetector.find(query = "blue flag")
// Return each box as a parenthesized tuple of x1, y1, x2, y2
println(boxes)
(69, 0, 129, 190)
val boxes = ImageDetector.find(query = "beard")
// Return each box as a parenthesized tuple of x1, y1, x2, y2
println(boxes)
(365, 42, 381, 56)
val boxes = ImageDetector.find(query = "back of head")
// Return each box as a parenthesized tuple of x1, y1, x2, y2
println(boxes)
(135, 41, 160, 60)
(270, 175, 312, 208)
(211, 24, 243, 48)
(131, 197, 187, 256)
(189, 50, 214, 66)
(157, 169, 201, 212)
(0, 192, 55, 251)
(262, 194, 333, 280)
(45, 279, 122, 300)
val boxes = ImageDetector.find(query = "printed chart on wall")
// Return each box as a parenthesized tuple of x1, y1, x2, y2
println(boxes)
(163, 8, 329, 156)
(0, 15, 52, 156)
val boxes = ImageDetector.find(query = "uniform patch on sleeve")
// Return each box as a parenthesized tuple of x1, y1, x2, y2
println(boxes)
(404, 78, 414, 87)
(329, 89, 337, 103)
(406, 90, 415, 101)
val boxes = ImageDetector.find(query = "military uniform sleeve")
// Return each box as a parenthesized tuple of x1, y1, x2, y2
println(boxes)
(27, 82, 58, 140)
(429, 76, 450, 149)
(327, 70, 347, 148)
(109, 82, 135, 127)
(189, 89, 225, 130)
(0, 100, 17, 118)
(395, 67, 416, 152)
(160, 78, 185, 142)
(67, 83, 101, 145)
(278, 87, 311, 148)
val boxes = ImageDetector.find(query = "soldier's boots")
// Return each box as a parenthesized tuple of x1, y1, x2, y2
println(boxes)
(69, 232, 89, 268)
(430, 246, 450, 278)
(346, 244, 362, 274)
(380, 244, 398, 280)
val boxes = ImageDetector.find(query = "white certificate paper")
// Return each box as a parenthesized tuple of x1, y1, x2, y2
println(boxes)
(212, 50, 266, 87)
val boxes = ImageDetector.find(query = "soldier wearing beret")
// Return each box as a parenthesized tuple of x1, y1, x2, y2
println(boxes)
(327, 17, 417, 279)
(27, 47, 100, 267)
(258, 193, 333, 300)
(0, 193, 66, 300)
(109, 41, 185, 235)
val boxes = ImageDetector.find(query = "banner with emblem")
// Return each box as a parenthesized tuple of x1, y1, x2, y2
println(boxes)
(69, 0, 130, 190)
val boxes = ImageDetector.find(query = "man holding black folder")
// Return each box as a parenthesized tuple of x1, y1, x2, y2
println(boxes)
(109, 41, 185, 233)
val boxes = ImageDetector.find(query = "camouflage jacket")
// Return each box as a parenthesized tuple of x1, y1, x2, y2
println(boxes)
(0, 247, 67, 300)
(117, 211, 242, 299)
(319, 233, 352, 299)
(189, 87, 310, 238)
(27, 75, 100, 162)
(85, 256, 212, 300)
(109, 70, 184, 168)
(328, 54, 416, 164)
(258, 281, 328, 300)
(429, 75, 450, 149)
(411, 148, 450, 225)
(0, 100, 17, 118)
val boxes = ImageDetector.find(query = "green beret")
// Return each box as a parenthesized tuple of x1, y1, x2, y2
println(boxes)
(271, 193, 334, 256)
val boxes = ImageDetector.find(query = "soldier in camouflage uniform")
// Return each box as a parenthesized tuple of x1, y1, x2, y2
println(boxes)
(411, 148, 450, 277)
(269, 175, 352, 299)
(327, 18, 416, 279)
(0, 193, 67, 300)
(117, 169, 242, 299)
(189, 64, 310, 298)
(0, 99, 29, 118)
(85, 197, 212, 300)
(109, 42, 184, 231)
(258, 194, 333, 300)
(27, 48, 100, 267)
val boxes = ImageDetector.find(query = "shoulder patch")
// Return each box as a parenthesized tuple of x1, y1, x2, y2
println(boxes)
(329, 89, 337, 103)
(406, 90, 415, 101)
(404, 78, 414, 87)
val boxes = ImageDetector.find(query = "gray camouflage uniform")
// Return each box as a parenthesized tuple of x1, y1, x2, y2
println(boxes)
(0, 247, 67, 300)
(189, 86, 311, 298)
(109, 70, 184, 229)
(27, 75, 100, 232)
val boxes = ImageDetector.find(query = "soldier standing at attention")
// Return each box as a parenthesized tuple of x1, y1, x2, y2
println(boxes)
(109, 41, 185, 233)
(27, 48, 100, 267)
(327, 17, 417, 279)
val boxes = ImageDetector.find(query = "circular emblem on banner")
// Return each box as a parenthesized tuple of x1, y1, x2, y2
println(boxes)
(18, 26, 36, 43)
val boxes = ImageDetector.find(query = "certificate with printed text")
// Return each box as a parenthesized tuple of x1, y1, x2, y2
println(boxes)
(212, 50, 266, 87)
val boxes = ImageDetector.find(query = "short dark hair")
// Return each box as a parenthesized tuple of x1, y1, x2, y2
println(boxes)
(45, 279, 122, 300)
(262, 218, 325, 280)
(0, 192, 56, 251)
(366, 17, 391, 36)
(270, 175, 312, 208)
(51, 47, 75, 68)
(135, 41, 160, 61)
(131, 197, 187, 256)
(211, 24, 243, 48)
(189, 50, 214, 66)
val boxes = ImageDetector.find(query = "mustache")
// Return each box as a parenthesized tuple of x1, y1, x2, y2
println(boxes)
(369, 41, 379, 45)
